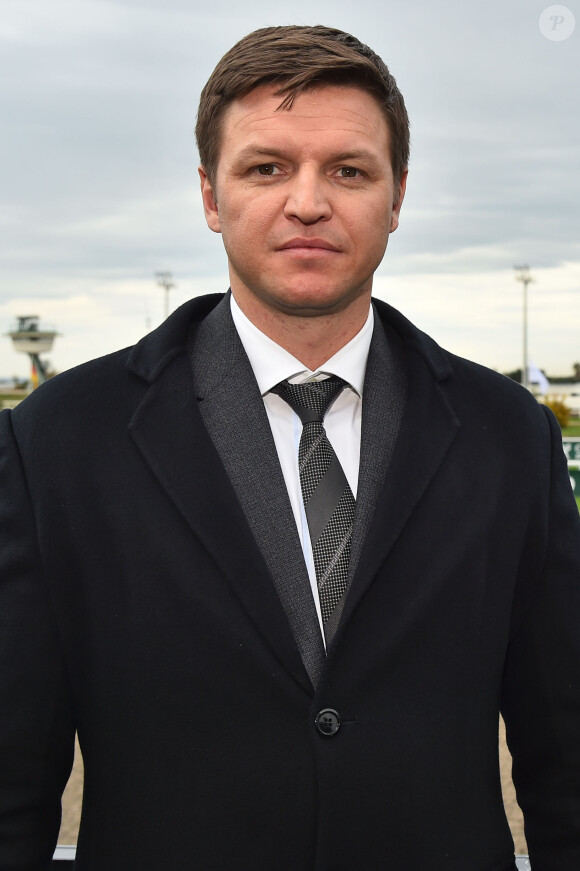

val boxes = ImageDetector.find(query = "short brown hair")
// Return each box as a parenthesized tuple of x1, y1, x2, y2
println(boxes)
(195, 25, 410, 187)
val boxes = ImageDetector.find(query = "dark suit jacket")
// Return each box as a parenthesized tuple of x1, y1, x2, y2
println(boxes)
(1, 293, 579, 871)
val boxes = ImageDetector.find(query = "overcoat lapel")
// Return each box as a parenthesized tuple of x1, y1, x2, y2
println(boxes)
(189, 296, 326, 688)
(332, 301, 461, 640)
(127, 296, 319, 693)
(324, 312, 407, 643)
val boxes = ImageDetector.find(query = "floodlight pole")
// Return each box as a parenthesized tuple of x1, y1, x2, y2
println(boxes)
(514, 266, 534, 391)
(155, 271, 175, 321)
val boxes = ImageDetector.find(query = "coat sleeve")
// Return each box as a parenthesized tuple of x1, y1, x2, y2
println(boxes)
(501, 406, 580, 867)
(0, 410, 75, 870)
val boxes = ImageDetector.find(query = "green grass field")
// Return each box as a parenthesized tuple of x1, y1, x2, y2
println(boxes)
(562, 421, 580, 437)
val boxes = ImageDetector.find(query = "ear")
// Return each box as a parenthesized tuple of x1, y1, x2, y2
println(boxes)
(389, 168, 408, 233)
(199, 166, 221, 233)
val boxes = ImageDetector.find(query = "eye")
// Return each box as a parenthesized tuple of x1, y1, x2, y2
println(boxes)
(338, 166, 360, 178)
(256, 164, 278, 176)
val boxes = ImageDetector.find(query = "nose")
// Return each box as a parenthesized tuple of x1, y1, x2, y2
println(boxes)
(283, 166, 332, 225)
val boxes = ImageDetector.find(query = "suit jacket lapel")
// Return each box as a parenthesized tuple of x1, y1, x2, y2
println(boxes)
(189, 296, 326, 688)
(350, 309, 408, 579)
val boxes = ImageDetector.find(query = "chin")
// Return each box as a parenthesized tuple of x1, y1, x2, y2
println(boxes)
(273, 297, 348, 317)
(274, 285, 367, 316)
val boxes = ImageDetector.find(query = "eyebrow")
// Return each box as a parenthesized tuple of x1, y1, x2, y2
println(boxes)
(234, 146, 288, 162)
(331, 149, 383, 165)
(233, 145, 383, 166)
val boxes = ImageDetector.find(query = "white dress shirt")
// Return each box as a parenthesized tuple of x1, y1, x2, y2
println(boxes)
(230, 294, 374, 635)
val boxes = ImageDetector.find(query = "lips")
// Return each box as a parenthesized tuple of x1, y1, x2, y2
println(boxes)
(278, 238, 341, 252)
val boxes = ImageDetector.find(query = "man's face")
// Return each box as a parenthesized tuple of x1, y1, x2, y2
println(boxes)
(199, 84, 406, 321)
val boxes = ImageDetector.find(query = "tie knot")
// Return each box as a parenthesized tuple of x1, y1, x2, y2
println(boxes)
(272, 376, 347, 424)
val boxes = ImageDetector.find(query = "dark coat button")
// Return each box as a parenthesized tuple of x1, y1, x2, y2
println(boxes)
(315, 708, 341, 737)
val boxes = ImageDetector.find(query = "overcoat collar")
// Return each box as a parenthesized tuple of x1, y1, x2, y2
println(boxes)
(126, 293, 454, 387)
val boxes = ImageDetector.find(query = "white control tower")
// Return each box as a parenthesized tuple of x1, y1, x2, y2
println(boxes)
(7, 315, 58, 388)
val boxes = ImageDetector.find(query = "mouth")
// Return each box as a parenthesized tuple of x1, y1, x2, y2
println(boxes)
(277, 238, 341, 253)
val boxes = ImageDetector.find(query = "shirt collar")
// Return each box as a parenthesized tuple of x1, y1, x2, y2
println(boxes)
(230, 293, 373, 398)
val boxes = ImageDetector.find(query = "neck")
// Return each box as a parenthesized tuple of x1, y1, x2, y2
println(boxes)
(231, 291, 371, 370)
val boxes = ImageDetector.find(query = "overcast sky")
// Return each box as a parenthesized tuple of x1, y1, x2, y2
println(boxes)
(1, 0, 578, 379)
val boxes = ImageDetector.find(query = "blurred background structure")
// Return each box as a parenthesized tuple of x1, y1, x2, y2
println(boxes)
(7, 315, 58, 389)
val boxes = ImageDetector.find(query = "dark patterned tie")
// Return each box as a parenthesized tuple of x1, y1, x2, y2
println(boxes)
(272, 376, 355, 626)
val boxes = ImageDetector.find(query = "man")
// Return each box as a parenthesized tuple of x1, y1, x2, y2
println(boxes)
(0, 24, 579, 871)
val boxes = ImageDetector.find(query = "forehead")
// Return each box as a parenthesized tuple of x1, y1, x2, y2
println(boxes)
(218, 83, 390, 161)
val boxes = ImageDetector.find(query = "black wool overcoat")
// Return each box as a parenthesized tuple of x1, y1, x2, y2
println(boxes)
(1, 294, 579, 870)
